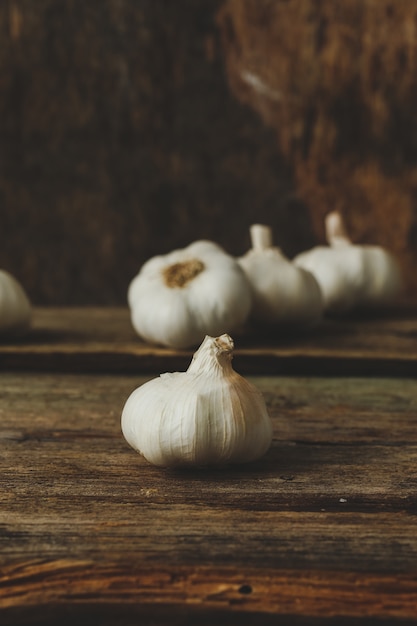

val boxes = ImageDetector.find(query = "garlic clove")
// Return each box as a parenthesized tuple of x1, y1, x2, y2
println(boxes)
(294, 211, 403, 313)
(121, 334, 273, 467)
(238, 224, 323, 327)
(127, 240, 252, 349)
(0, 270, 31, 335)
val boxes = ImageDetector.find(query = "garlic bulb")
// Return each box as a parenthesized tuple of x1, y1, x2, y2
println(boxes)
(121, 333, 272, 467)
(238, 224, 323, 327)
(294, 211, 403, 313)
(128, 240, 252, 349)
(0, 270, 31, 335)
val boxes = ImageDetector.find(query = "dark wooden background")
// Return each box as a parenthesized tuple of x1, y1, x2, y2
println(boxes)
(1, 0, 416, 305)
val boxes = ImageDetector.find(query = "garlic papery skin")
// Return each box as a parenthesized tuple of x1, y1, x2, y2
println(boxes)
(294, 211, 403, 314)
(121, 334, 273, 468)
(127, 240, 252, 349)
(0, 270, 31, 335)
(238, 224, 323, 327)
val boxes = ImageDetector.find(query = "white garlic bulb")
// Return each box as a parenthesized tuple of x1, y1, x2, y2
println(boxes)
(128, 240, 252, 349)
(294, 211, 403, 314)
(238, 224, 323, 327)
(0, 270, 31, 335)
(121, 333, 273, 467)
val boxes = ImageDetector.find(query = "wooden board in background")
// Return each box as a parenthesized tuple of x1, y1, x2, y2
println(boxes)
(0, 306, 417, 375)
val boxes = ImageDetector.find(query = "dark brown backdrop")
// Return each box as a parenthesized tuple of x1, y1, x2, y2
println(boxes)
(219, 0, 417, 297)
(0, 0, 313, 305)
(1, 0, 415, 304)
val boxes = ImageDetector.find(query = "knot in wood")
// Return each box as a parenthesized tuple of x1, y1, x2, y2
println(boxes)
(163, 259, 205, 288)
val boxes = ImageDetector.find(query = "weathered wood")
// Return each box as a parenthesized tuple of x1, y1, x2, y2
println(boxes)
(0, 0, 314, 307)
(219, 0, 417, 296)
(1, 306, 417, 375)
(1, 562, 417, 624)
(1, 372, 417, 622)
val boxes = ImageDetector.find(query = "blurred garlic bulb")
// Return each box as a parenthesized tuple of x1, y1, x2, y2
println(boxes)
(128, 240, 252, 349)
(121, 333, 272, 467)
(238, 224, 323, 327)
(0, 270, 31, 335)
(294, 211, 403, 314)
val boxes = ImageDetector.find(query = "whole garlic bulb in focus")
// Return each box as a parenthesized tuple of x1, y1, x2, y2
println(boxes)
(128, 240, 252, 349)
(238, 224, 323, 327)
(121, 333, 272, 467)
(294, 211, 403, 314)
(0, 270, 31, 335)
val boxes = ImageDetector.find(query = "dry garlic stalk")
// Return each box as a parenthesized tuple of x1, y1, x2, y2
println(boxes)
(121, 334, 272, 467)
(294, 211, 403, 313)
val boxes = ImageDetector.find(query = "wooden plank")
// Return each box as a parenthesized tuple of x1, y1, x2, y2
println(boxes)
(0, 306, 417, 375)
(1, 562, 417, 624)
(1, 372, 417, 622)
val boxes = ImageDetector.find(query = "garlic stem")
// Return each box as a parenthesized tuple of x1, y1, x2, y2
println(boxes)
(325, 211, 351, 247)
(187, 334, 234, 377)
(250, 224, 273, 251)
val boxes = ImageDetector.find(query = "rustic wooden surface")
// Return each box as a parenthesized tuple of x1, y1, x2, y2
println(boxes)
(0, 306, 417, 375)
(1, 371, 417, 624)
(1, 307, 417, 624)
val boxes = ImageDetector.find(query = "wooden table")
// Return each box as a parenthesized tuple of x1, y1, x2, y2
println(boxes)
(1, 307, 417, 625)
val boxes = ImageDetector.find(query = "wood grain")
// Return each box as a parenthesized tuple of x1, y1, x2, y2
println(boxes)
(2, 562, 417, 624)
(1, 371, 417, 622)
(1, 306, 417, 375)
